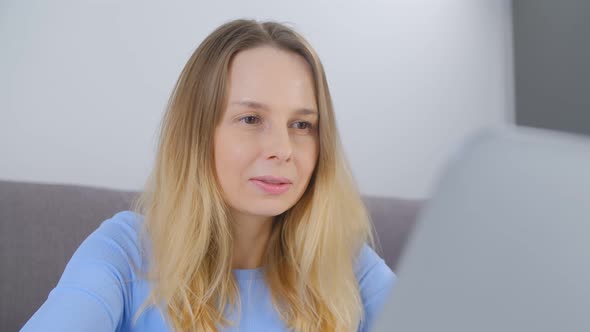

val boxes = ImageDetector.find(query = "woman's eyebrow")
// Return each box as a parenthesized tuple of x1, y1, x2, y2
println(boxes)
(231, 100, 318, 116)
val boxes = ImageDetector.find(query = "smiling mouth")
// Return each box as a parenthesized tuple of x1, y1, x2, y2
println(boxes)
(250, 176, 292, 184)
(250, 179, 292, 195)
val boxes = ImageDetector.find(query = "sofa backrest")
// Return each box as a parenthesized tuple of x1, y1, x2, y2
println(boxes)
(0, 179, 422, 331)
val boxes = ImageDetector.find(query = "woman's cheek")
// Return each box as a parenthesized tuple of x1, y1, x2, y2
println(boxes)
(228, 138, 257, 162)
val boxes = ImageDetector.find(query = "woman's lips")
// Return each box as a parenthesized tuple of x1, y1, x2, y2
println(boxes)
(250, 179, 292, 195)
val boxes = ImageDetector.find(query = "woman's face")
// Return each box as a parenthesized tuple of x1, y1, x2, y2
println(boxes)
(214, 46, 319, 219)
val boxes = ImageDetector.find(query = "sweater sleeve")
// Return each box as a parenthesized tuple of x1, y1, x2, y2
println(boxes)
(355, 244, 397, 332)
(20, 211, 142, 332)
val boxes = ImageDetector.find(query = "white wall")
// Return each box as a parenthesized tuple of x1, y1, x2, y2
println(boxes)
(0, 0, 514, 199)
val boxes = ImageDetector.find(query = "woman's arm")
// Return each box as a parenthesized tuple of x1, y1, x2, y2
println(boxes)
(20, 212, 141, 331)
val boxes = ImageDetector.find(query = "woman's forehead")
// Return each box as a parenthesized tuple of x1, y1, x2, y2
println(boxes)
(226, 46, 316, 110)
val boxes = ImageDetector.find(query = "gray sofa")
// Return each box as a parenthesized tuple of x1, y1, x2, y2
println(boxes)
(0, 179, 423, 331)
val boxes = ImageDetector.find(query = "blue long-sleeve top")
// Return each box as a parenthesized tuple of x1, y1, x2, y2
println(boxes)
(21, 211, 396, 331)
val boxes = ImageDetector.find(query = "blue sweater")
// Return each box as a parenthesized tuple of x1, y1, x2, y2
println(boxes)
(21, 211, 396, 331)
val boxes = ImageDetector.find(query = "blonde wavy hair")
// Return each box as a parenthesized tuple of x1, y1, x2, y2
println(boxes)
(130, 19, 375, 331)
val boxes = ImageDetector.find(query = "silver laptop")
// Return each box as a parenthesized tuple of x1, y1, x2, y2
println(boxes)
(372, 126, 590, 332)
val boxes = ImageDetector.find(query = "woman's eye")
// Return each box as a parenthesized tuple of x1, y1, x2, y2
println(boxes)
(240, 116, 260, 125)
(239, 116, 313, 131)
(294, 121, 313, 130)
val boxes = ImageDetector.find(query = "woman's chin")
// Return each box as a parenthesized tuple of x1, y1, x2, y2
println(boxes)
(245, 201, 293, 218)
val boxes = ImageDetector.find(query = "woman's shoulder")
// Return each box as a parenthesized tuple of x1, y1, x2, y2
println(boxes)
(97, 210, 144, 239)
(93, 210, 146, 264)
(20, 211, 148, 331)
(354, 244, 394, 276)
(354, 244, 397, 331)
(354, 243, 397, 300)
(99, 210, 144, 234)
(70, 210, 148, 277)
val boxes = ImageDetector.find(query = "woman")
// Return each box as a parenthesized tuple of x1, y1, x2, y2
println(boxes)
(21, 19, 395, 332)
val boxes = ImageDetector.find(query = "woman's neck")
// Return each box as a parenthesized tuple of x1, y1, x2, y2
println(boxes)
(230, 211, 273, 269)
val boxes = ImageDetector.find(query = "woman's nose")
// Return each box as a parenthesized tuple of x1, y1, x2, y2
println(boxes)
(265, 126, 293, 162)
